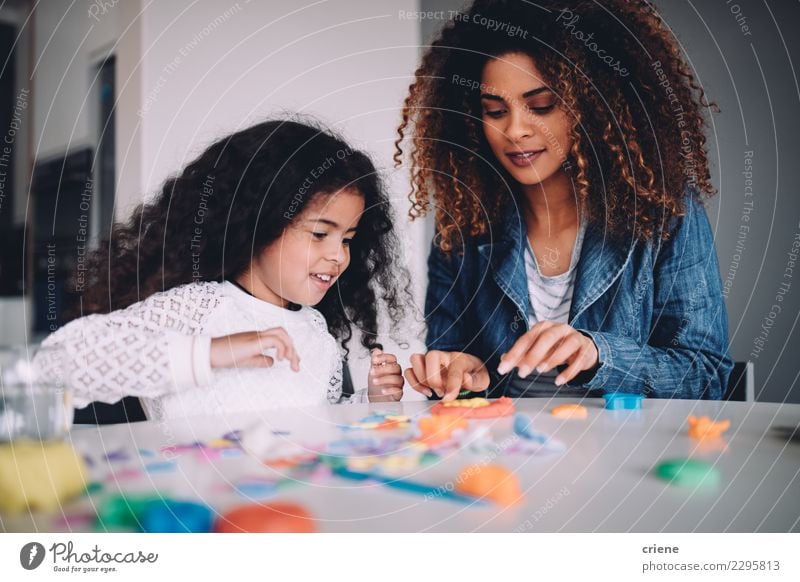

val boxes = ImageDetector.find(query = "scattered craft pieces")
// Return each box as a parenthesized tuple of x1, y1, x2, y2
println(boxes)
(233, 479, 280, 500)
(144, 461, 177, 473)
(511, 414, 565, 453)
(431, 397, 515, 418)
(104, 449, 130, 463)
(416, 415, 468, 446)
(343, 413, 411, 431)
(54, 511, 96, 530)
(105, 468, 142, 482)
(454, 425, 496, 453)
(323, 437, 431, 475)
(96, 494, 167, 531)
(603, 393, 645, 410)
(0, 440, 87, 513)
(687, 416, 730, 440)
(215, 503, 317, 533)
(551, 403, 588, 419)
(332, 467, 486, 505)
(654, 458, 720, 488)
(455, 464, 523, 507)
(513, 414, 537, 440)
(84, 481, 104, 496)
(141, 500, 213, 533)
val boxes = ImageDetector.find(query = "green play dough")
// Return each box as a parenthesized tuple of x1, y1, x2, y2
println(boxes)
(655, 458, 720, 488)
(95, 494, 170, 531)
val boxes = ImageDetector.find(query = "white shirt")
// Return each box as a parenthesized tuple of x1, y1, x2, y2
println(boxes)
(39, 281, 347, 419)
(515, 217, 587, 388)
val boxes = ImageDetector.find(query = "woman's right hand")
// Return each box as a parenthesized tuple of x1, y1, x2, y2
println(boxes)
(404, 351, 490, 401)
(210, 329, 300, 371)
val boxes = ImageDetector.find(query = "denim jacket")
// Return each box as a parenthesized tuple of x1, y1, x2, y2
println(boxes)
(425, 194, 733, 400)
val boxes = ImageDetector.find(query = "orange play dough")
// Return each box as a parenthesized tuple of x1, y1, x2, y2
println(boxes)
(687, 416, 730, 440)
(456, 464, 523, 507)
(416, 415, 468, 446)
(431, 397, 515, 418)
(215, 503, 317, 533)
(551, 403, 588, 419)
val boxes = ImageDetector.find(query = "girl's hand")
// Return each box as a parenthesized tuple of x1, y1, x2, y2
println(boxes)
(497, 321, 599, 386)
(210, 329, 300, 371)
(404, 351, 490, 402)
(367, 349, 404, 402)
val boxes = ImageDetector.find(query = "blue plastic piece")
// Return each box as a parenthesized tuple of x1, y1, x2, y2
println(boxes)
(141, 500, 213, 533)
(513, 414, 536, 439)
(603, 393, 645, 410)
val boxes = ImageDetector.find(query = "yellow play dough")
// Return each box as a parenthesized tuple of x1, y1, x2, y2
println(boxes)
(442, 397, 491, 409)
(0, 440, 87, 514)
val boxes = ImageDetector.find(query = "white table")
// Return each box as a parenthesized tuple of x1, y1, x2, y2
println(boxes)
(3, 398, 799, 532)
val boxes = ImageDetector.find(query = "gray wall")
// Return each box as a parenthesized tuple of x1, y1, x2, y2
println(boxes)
(421, 0, 800, 403)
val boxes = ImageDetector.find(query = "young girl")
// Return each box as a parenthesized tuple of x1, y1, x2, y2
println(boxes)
(39, 120, 407, 418)
(395, 0, 733, 400)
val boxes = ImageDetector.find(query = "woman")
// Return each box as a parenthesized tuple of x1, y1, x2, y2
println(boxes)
(396, 0, 733, 401)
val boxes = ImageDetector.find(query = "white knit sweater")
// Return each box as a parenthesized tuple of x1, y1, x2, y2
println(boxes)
(39, 281, 351, 419)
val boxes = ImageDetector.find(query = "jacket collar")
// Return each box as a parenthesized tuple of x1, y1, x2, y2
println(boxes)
(476, 204, 637, 324)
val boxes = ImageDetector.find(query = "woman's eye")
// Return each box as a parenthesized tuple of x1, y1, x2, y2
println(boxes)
(483, 109, 506, 119)
(342, 238, 353, 246)
(312, 232, 327, 240)
(528, 102, 556, 114)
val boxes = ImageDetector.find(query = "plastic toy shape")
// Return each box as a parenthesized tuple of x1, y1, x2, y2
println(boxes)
(654, 458, 720, 488)
(603, 393, 645, 410)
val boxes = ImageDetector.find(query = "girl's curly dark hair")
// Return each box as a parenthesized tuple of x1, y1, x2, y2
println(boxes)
(73, 119, 408, 356)
(395, 0, 717, 251)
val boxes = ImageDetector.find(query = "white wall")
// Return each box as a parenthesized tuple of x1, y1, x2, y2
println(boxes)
(31, 0, 117, 159)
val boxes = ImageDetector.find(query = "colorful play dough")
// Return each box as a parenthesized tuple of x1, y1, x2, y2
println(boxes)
(455, 464, 523, 506)
(431, 397, 515, 418)
(96, 494, 167, 530)
(215, 502, 317, 533)
(687, 416, 730, 440)
(551, 403, 588, 419)
(141, 500, 213, 533)
(654, 458, 720, 488)
(0, 440, 87, 513)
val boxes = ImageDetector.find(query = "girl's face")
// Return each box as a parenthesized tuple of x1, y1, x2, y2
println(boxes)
(480, 52, 572, 189)
(243, 189, 365, 308)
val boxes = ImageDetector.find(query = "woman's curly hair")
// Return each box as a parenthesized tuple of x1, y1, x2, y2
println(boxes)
(74, 119, 408, 356)
(395, 0, 717, 251)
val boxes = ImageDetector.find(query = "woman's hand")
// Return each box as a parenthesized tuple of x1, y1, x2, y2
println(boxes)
(404, 351, 490, 401)
(210, 329, 300, 371)
(367, 348, 404, 402)
(497, 322, 598, 386)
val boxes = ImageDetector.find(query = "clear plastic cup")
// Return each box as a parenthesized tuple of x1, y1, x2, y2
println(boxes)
(0, 345, 73, 441)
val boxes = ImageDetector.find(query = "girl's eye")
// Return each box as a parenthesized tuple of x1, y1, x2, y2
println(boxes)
(342, 238, 353, 246)
(483, 109, 506, 119)
(312, 232, 327, 240)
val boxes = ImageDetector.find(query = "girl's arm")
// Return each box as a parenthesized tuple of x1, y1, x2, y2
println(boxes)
(38, 283, 222, 408)
(575, 197, 734, 399)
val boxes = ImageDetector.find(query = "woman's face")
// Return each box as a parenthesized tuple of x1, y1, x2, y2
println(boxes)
(480, 52, 572, 188)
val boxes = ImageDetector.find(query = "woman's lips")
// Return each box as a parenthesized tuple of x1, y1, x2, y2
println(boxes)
(506, 149, 545, 167)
